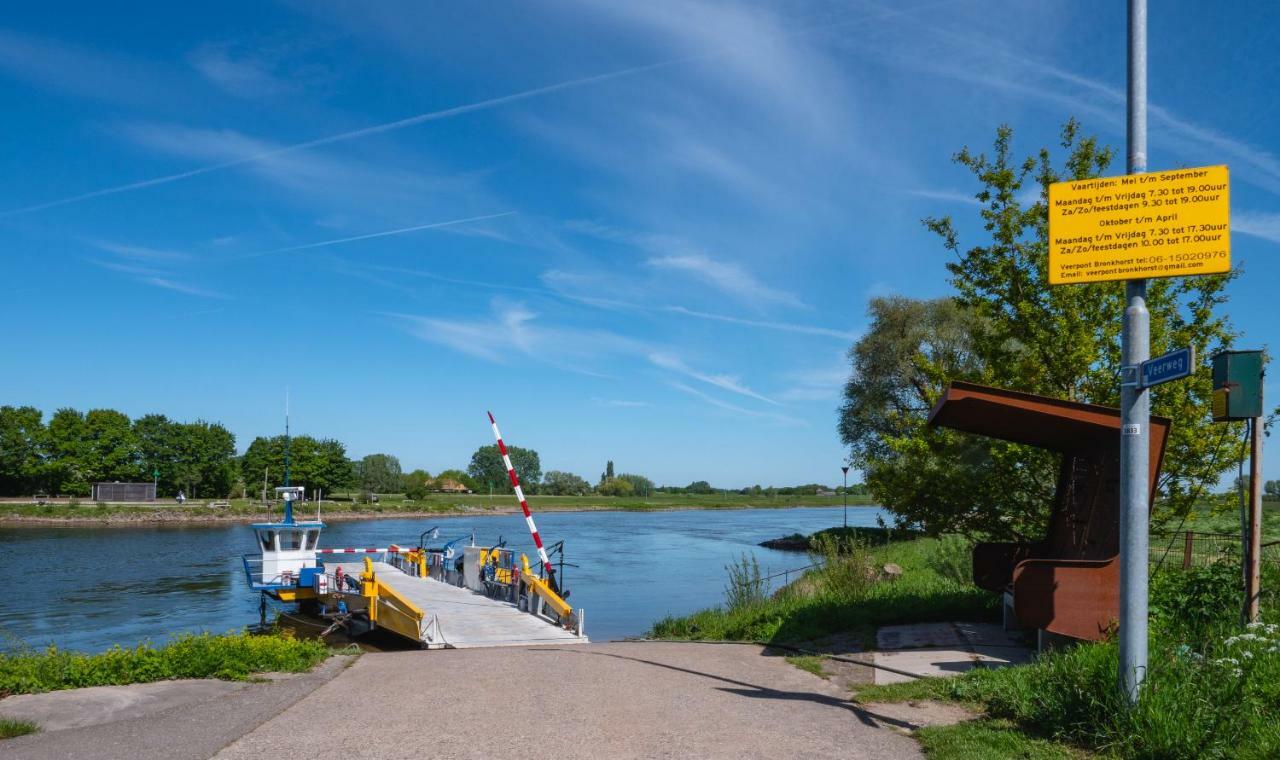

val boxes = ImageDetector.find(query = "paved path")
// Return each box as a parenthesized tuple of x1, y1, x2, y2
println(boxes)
(0, 656, 353, 760)
(217, 642, 922, 760)
(871, 622, 1032, 685)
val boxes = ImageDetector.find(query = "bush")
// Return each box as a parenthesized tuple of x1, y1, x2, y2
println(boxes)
(0, 632, 330, 695)
(1150, 561, 1241, 641)
(724, 553, 766, 611)
(924, 534, 974, 585)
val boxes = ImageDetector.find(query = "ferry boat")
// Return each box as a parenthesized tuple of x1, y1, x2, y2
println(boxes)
(241, 485, 587, 649)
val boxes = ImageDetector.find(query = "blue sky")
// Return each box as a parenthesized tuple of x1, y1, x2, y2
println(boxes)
(0, 1, 1276, 488)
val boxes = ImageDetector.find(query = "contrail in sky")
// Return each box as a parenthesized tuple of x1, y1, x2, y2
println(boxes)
(1, 57, 698, 217)
(237, 212, 517, 259)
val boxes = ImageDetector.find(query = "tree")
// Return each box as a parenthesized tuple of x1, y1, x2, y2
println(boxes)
(600, 460, 615, 486)
(241, 435, 354, 497)
(403, 469, 434, 500)
(45, 408, 140, 494)
(843, 120, 1243, 538)
(686, 480, 714, 494)
(171, 420, 236, 498)
(359, 453, 403, 494)
(598, 477, 635, 496)
(1265, 480, 1279, 500)
(134, 414, 180, 494)
(617, 473, 654, 496)
(468, 444, 541, 493)
(0, 406, 46, 496)
(435, 468, 477, 492)
(542, 470, 591, 496)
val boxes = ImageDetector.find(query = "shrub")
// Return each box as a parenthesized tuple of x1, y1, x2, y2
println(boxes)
(0, 632, 330, 695)
(724, 553, 766, 611)
(1150, 561, 1241, 641)
(926, 534, 974, 585)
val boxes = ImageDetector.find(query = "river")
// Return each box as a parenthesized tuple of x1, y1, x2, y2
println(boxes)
(0, 506, 887, 653)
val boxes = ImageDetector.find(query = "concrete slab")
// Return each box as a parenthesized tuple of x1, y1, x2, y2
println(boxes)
(870, 622, 1033, 685)
(329, 561, 588, 649)
(0, 679, 248, 732)
(876, 623, 959, 650)
(872, 649, 982, 685)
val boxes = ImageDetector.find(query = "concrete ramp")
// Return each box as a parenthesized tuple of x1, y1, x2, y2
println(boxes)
(330, 561, 588, 649)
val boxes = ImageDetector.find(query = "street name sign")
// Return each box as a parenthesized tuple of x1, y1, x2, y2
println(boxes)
(1048, 165, 1230, 285)
(1140, 346, 1195, 389)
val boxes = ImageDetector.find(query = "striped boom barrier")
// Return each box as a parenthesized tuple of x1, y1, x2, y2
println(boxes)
(317, 544, 406, 554)
(487, 411, 554, 578)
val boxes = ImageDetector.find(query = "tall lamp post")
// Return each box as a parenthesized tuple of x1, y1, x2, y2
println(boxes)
(841, 465, 850, 528)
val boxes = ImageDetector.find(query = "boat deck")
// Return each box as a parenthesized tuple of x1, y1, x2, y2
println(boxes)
(328, 561, 588, 649)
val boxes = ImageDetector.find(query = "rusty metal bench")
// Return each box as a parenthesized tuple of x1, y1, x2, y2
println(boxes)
(928, 381, 1171, 642)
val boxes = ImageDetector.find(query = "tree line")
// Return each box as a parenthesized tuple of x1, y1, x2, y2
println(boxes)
(0, 406, 855, 500)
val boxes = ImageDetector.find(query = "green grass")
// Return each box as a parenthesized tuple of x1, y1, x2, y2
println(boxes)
(0, 492, 878, 522)
(0, 718, 40, 740)
(916, 719, 1081, 759)
(853, 563, 1280, 760)
(784, 654, 829, 679)
(1173, 501, 1280, 540)
(0, 632, 331, 695)
(650, 534, 997, 648)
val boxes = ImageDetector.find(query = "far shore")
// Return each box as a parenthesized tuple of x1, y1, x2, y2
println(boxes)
(0, 494, 879, 528)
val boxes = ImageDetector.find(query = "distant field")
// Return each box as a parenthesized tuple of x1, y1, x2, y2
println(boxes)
(0, 492, 878, 524)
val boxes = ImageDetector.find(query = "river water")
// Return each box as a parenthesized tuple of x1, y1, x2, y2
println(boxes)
(0, 506, 886, 653)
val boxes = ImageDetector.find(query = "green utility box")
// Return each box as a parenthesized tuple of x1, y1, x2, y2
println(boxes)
(1211, 350, 1264, 421)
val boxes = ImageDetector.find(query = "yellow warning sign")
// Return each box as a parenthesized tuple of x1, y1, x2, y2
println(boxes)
(1048, 165, 1230, 285)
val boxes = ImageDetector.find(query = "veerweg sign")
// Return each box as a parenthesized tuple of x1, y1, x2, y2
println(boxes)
(1048, 165, 1230, 285)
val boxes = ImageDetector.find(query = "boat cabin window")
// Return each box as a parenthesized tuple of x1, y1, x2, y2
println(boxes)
(282, 530, 304, 550)
(305, 530, 320, 550)
(259, 530, 276, 551)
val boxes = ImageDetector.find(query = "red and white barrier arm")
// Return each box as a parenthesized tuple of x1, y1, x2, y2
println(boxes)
(316, 544, 405, 554)
(487, 411, 554, 577)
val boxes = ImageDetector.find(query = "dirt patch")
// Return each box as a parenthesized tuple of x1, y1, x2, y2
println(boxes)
(858, 700, 976, 732)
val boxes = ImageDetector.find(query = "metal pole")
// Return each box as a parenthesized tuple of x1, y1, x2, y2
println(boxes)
(1119, 0, 1149, 706)
(1247, 418, 1263, 622)
(842, 466, 850, 528)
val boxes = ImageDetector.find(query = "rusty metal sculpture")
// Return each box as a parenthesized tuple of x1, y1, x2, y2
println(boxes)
(928, 381, 1171, 641)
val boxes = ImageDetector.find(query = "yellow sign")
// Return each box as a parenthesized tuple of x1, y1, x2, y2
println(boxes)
(1048, 165, 1230, 284)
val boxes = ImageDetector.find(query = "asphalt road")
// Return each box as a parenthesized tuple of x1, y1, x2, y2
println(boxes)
(216, 642, 921, 760)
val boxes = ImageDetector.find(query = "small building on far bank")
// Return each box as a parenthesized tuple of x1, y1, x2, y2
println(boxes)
(91, 481, 157, 502)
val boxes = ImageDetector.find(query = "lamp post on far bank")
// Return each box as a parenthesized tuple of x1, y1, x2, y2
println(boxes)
(841, 465, 850, 528)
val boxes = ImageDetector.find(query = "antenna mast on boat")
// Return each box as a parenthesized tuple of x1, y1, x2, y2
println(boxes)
(283, 387, 293, 524)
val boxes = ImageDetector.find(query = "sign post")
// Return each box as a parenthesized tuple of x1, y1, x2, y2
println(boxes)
(1049, 2, 1229, 704)
(1119, 0, 1151, 706)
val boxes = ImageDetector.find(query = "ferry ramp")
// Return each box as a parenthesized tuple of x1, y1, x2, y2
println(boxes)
(329, 561, 587, 649)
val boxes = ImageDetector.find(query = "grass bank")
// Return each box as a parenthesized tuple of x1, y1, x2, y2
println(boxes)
(0, 632, 331, 696)
(855, 561, 1280, 759)
(650, 530, 995, 648)
(0, 493, 877, 525)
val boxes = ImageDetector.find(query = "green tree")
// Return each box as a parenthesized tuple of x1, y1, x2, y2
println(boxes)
(134, 414, 180, 494)
(1265, 480, 1279, 500)
(241, 435, 354, 497)
(686, 480, 714, 494)
(359, 453, 403, 494)
(435, 468, 477, 492)
(402, 469, 434, 500)
(599, 460, 615, 486)
(843, 120, 1243, 537)
(171, 420, 236, 498)
(542, 470, 591, 496)
(0, 406, 47, 495)
(468, 444, 541, 493)
(617, 473, 654, 496)
(598, 477, 635, 496)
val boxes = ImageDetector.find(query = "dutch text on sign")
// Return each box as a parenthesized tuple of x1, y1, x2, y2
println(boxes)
(1048, 165, 1230, 285)
(1140, 346, 1195, 389)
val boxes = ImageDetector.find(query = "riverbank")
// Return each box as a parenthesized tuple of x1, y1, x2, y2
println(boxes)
(0, 493, 876, 526)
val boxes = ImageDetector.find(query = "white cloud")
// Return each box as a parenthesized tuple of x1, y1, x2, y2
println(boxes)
(648, 352, 778, 405)
(647, 251, 805, 309)
(140, 277, 232, 299)
(1235, 212, 1280, 245)
(777, 361, 849, 403)
(669, 382, 804, 426)
(90, 241, 191, 261)
(905, 188, 981, 206)
(240, 212, 517, 259)
(189, 43, 291, 98)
